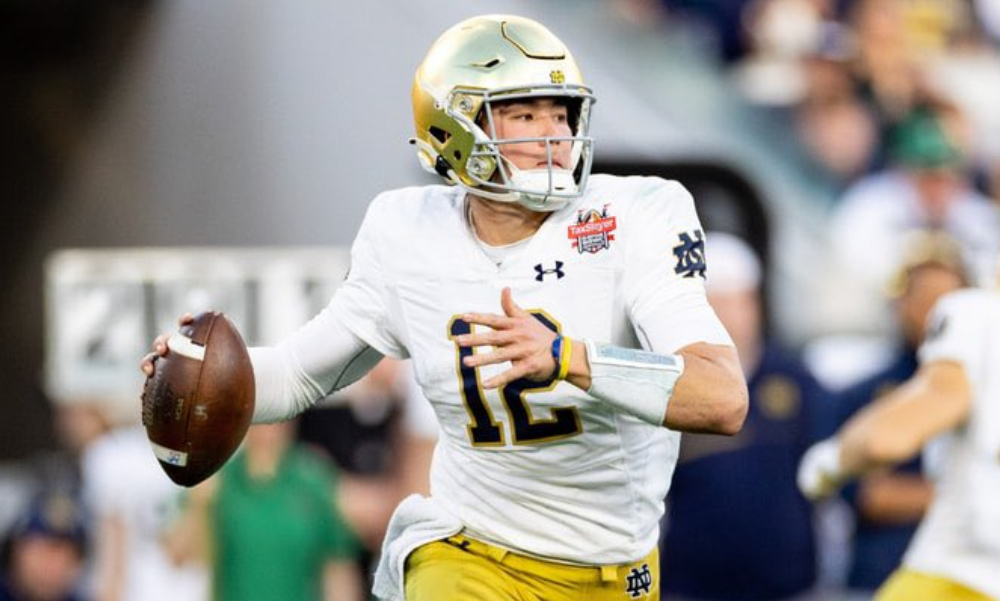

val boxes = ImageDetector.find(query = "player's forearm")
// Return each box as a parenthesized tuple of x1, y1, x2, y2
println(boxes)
(566, 339, 747, 434)
(837, 364, 969, 475)
(664, 343, 747, 434)
(800, 361, 971, 500)
(250, 306, 383, 423)
(249, 346, 328, 423)
(838, 403, 927, 477)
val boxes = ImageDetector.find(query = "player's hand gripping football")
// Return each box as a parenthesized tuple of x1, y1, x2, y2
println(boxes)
(140, 313, 195, 377)
(456, 288, 559, 388)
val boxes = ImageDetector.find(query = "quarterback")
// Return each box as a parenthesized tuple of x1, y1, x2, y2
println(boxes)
(799, 280, 1000, 600)
(143, 14, 747, 601)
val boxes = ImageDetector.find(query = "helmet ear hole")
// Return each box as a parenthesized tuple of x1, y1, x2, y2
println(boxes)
(429, 126, 451, 144)
(453, 150, 463, 161)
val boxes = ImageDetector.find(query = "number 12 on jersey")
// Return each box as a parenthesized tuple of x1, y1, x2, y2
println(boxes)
(449, 313, 582, 447)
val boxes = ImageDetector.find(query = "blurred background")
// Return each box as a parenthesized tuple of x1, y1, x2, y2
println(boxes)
(1, 0, 998, 599)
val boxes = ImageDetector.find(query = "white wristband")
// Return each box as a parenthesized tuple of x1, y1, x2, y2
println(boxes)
(583, 340, 685, 426)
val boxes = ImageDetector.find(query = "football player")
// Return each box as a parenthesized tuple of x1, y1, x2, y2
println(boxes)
(143, 14, 747, 601)
(798, 263, 1000, 600)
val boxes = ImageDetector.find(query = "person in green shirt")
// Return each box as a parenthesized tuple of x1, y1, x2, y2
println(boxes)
(164, 421, 364, 601)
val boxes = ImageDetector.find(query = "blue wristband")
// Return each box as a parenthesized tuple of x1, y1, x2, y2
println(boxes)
(550, 335, 572, 380)
(551, 335, 563, 375)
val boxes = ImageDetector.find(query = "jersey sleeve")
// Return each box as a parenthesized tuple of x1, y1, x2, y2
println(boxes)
(622, 178, 732, 354)
(328, 194, 407, 359)
(918, 290, 985, 372)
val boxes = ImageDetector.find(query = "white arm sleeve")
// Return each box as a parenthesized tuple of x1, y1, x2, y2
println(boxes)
(250, 194, 410, 423)
(249, 303, 384, 423)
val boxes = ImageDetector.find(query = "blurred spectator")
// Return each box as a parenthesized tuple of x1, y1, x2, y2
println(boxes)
(164, 422, 364, 601)
(80, 421, 208, 601)
(823, 103, 1000, 336)
(52, 403, 112, 465)
(729, 0, 883, 191)
(831, 231, 968, 596)
(794, 43, 880, 187)
(660, 232, 833, 601)
(0, 492, 88, 601)
(0, 401, 113, 540)
(47, 402, 115, 494)
(731, 0, 833, 106)
(661, 0, 758, 62)
(297, 359, 407, 564)
(847, 0, 923, 128)
(922, 10, 1000, 199)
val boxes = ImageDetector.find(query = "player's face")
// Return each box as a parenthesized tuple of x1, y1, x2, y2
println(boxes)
(489, 98, 574, 171)
(910, 167, 961, 224)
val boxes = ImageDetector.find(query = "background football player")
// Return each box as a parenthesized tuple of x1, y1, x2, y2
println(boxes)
(798, 260, 1000, 601)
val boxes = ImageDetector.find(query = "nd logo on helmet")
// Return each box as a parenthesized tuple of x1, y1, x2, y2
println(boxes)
(550, 70, 566, 84)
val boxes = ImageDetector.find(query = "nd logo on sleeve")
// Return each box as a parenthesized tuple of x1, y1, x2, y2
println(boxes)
(672, 230, 707, 279)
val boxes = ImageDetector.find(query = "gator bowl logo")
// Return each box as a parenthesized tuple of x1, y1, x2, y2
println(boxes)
(568, 205, 616, 254)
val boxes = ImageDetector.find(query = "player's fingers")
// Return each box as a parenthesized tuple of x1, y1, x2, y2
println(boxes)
(455, 330, 513, 349)
(482, 364, 530, 389)
(178, 313, 195, 326)
(153, 333, 171, 356)
(462, 312, 511, 329)
(140, 352, 159, 376)
(500, 287, 528, 318)
(463, 348, 511, 369)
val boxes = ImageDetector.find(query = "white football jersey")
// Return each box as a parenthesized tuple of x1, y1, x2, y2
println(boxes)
(904, 288, 1000, 597)
(331, 174, 732, 564)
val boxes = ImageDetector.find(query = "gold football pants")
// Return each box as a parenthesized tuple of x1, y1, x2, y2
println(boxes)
(404, 534, 659, 601)
(876, 569, 996, 601)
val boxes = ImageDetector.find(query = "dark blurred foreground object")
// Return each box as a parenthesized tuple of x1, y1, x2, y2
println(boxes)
(141, 311, 255, 487)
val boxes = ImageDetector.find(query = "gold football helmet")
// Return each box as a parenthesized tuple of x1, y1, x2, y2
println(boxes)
(411, 14, 595, 211)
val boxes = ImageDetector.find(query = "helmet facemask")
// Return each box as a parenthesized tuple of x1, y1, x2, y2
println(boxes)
(463, 86, 594, 212)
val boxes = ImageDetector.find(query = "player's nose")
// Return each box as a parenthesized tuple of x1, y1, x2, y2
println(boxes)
(539, 115, 564, 139)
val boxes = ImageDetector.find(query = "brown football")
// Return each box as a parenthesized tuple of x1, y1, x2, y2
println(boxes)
(141, 311, 255, 487)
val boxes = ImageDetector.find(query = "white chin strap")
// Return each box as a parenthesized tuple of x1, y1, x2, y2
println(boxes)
(412, 137, 580, 212)
(511, 167, 576, 196)
(501, 163, 578, 212)
(457, 165, 577, 212)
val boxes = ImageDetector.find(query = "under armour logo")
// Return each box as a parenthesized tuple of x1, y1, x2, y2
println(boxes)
(625, 563, 652, 598)
(672, 230, 706, 279)
(534, 261, 565, 281)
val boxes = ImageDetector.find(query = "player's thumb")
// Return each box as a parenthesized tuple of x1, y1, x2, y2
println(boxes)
(500, 287, 526, 317)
